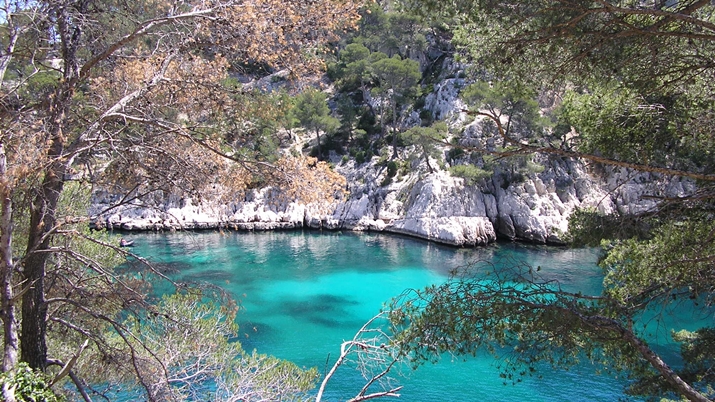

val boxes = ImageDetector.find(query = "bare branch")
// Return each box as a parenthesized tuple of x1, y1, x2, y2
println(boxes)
(316, 312, 403, 402)
(78, 6, 223, 82)
(461, 109, 715, 182)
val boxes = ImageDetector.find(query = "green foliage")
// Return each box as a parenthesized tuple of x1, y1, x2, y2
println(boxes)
(293, 89, 335, 133)
(20, 70, 62, 101)
(461, 80, 546, 140)
(220, 89, 296, 162)
(370, 52, 422, 145)
(388, 264, 649, 385)
(330, 7, 432, 149)
(356, 109, 379, 136)
(355, 151, 367, 165)
(388, 1, 715, 400)
(386, 161, 398, 178)
(599, 218, 715, 310)
(371, 55, 421, 104)
(335, 93, 361, 136)
(445, 147, 465, 163)
(673, 329, 715, 390)
(381, 160, 400, 186)
(112, 292, 317, 400)
(335, 43, 373, 92)
(491, 153, 544, 185)
(293, 88, 340, 159)
(351, 128, 369, 149)
(558, 85, 702, 168)
(1, 1, 362, 400)
(401, 122, 447, 172)
(413, 96, 425, 110)
(48, 182, 318, 401)
(0, 363, 65, 402)
(565, 207, 651, 247)
(448, 164, 492, 185)
(341, 42, 371, 69)
(354, 5, 427, 58)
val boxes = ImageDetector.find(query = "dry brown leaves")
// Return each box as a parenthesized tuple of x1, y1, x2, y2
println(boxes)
(271, 156, 348, 213)
(4, 0, 362, 210)
(207, 0, 363, 75)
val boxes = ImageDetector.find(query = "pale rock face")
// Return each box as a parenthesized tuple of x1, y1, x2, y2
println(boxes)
(90, 61, 697, 247)
(91, 144, 693, 247)
(368, 171, 495, 245)
(333, 193, 373, 222)
(401, 171, 489, 218)
(424, 78, 469, 125)
(91, 188, 307, 232)
(605, 168, 694, 215)
(377, 191, 404, 221)
(390, 216, 495, 246)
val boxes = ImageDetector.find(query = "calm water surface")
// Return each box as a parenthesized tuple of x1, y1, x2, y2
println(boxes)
(125, 230, 662, 401)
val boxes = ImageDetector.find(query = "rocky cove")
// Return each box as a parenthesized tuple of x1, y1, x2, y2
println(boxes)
(89, 74, 694, 247)
(89, 162, 693, 247)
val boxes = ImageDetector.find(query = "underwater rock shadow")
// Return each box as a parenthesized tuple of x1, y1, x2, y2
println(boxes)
(280, 293, 361, 328)
(181, 269, 245, 283)
(118, 260, 190, 275)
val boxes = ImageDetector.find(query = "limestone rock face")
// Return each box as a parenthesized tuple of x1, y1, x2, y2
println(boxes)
(90, 57, 696, 246)
(377, 171, 495, 245)
(91, 154, 693, 246)
(90, 188, 307, 232)
(92, 149, 693, 247)
(390, 216, 495, 246)
(424, 78, 469, 124)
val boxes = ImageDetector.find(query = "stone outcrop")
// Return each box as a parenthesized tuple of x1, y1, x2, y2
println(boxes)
(90, 150, 694, 247)
(90, 59, 695, 247)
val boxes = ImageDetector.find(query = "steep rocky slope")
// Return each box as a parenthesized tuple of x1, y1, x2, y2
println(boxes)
(90, 71, 694, 246)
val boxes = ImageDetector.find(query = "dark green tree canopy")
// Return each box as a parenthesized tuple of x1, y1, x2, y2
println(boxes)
(388, 1, 715, 401)
(401, 121, 447, 172)
(293, 88, 341, 159)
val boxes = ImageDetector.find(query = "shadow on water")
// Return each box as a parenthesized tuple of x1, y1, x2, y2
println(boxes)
(280, 294, 360, 328)
(313, 293, 360, 307)
(181, 269, 238, 283)
(117, 259, 190, 275)
(305, 315, 348, 328)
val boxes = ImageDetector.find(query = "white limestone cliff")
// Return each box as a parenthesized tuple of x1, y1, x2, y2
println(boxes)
(90, 61, 695, 246)
(90, 150, 693, 247)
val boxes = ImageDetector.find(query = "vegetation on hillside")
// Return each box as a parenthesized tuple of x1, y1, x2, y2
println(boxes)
(1, 0, 714, 401)
(0, 0, 359, 400)
(385, 1, 715, 401)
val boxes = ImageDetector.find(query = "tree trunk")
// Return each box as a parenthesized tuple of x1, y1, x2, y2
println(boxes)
(503, 113, 512, 148)
(423, 148, 434, 173)
(0, 7, 21, 380)
(360, 81, 377, 122)
(0, 144, 19, 375)
(0, 15, 19, 87)
(315, 129, 322, 160)
(22, 159, 66, 371)
(576, 309, 712, 402)
(621, 326, 711, 402)
(21, 86, 71, 370)
(390, 98, 399, 159)
(20, 2, 79, 370)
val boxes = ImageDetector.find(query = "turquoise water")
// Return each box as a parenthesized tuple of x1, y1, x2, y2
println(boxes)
(126, 230, 641, 401)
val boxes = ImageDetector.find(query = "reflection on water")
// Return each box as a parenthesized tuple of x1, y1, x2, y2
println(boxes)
(122, 230, 653, 401)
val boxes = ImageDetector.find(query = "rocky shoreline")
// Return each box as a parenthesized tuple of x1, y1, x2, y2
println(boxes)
(89, 66, 695, 247)
(90, 155, 693, 247)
